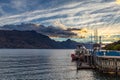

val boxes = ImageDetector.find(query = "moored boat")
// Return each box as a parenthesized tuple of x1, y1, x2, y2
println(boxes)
(71, 44, 89, 61)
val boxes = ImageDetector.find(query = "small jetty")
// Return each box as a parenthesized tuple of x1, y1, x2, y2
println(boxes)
(75, 50, 120, 75)
(71, 42, 120, 75)
(71, 29, 120, 75)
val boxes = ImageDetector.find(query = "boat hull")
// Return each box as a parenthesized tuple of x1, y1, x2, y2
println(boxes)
(71, 54, 78, 61)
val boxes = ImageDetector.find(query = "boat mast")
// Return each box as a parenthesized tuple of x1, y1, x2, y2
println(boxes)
(94, 28, 98, 43)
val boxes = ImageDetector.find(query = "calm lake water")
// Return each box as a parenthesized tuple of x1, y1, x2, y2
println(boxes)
(0, 49, 119, 80)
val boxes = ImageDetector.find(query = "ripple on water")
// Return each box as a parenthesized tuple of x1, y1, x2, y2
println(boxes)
(0, 49, 119, 80)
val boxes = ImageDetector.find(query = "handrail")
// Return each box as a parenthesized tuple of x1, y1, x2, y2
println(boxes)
(94, 56, 120, 73)
(76, 49, 120, 74)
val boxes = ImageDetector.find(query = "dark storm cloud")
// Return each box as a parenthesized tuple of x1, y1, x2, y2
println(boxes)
(38, 26, 77, 37)
(67, 28, 82, 31)
(0, 23, 77, 38)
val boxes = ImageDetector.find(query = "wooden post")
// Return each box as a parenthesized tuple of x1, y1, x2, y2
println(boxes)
(115, 59, 118, 75)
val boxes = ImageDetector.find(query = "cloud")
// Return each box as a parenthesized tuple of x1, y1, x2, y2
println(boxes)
(0, 23, 77, 38)
(0, 0, 119, 27)
(53, 20, 67, 30)
(0, 6, 6, 16)
(116, 0, 120, 4)
(38, 26, 77, 38)
(10, 0, 28, 11)
(0, 0, 120, 42)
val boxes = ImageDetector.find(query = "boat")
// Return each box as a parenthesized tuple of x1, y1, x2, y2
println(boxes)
(71, 53, 78, 61)
(71, 44, 89, 61)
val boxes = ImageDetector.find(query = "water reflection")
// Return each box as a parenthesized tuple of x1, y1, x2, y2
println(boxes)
(0, 49, 119, 80)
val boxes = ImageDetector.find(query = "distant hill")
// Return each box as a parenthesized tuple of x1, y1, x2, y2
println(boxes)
(104, 41, 120, 50)
(0, 30, 86, 49)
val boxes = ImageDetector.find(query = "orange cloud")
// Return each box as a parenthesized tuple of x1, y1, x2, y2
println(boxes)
(71, 28, 89, 38)
(116, 0, 120, 4)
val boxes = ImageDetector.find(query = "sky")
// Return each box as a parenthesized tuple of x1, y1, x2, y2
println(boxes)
(0, 0, 120, 43)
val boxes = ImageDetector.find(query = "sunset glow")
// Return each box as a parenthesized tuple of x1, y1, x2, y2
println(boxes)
(0, 0, 120, 43)
(116, 0, 120, 4)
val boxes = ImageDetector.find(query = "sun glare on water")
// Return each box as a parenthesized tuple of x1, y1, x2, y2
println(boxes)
(116, 0, 120, 4)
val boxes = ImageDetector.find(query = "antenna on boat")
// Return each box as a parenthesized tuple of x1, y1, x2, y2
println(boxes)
(94, 28, 98, 43)
(93, 28, 102, 50)
(99, 36, 102, 50)
(90, 31, 93, 52)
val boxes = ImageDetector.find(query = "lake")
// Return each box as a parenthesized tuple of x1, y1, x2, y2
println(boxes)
(0, 49, 119, 80)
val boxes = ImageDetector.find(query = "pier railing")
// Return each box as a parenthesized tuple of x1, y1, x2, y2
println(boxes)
(83, 54, 120, 74)
(94, 56, 120, 73)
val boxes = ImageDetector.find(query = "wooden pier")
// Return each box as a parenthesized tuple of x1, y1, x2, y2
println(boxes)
(94, 56, 120, 74)
(76, 54, 120, 75)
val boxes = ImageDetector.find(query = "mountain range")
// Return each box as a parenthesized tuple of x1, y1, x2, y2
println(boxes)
(0, 30, 93, 49)
(0, 23, 76, 38)
(0, 23, 94, 49)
